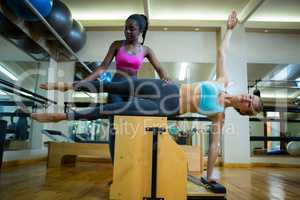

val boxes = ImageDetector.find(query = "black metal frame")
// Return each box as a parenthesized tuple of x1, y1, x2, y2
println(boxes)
(250, 136, 300, 142)
(143, 127, 166, 200)
(0, 78, 56, 104)
(0, 120, 7, 169)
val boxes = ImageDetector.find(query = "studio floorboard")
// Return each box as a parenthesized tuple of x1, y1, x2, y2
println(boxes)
(0, 162, 299, 200)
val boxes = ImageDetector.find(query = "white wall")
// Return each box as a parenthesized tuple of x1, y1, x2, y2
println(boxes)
(145, 31, 216, 63)
(79, 31, 123, 61)
(222, 25, 251, 164)
(45, 60, 75, 136)
(79, 31, 216, 63)
(0, 36, 34, 61)
(246, 33, 300, 64)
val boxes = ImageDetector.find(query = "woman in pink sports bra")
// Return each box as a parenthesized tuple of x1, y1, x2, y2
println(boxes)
(84, 14, 171, 83)
(81, 14, 171, 163)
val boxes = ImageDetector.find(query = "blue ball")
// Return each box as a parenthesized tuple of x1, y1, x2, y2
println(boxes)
(99, 72, 112, 83)
(6, 0, 53, 21)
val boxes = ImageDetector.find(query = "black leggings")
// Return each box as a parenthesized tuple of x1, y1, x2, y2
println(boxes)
(67, 79, 180, 120)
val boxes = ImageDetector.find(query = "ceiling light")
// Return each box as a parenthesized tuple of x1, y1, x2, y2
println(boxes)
(152, 13, 227, 20)
(0, 63, 18, 81)
(194, 28, 200, 31)
(72, 12, 130, 20)
(163, 27, 168, 31)
(179, 62, 188, 81)
(0, 90, 7, 95)
(264, 29, 269, 33)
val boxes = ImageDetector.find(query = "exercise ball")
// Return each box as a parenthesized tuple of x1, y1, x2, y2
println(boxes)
(29, 0, 72, 39)
(17, 37, 44, 54)
(6, 0, 53, 21)
(287, 141, 300, 156)
(0, 13, 24, 39)
(63, 20, 87, 52)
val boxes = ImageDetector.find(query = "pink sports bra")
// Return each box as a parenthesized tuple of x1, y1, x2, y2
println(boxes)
(115, 41, 145, 72)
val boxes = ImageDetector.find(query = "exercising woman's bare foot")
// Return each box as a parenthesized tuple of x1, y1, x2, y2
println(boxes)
(39, 82, 72, 92)
(31, 113, 67, 123)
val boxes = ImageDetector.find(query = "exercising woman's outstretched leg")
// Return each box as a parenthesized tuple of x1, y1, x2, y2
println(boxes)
(33, 79, 180, 122)
(40, 79, 173, 98)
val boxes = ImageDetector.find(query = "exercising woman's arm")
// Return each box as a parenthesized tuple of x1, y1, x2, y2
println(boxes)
(216, 11, 238, 85)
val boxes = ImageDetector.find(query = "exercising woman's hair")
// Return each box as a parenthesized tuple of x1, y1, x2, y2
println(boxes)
(235, 95, 263, 116)
(127, 14, 149, 45)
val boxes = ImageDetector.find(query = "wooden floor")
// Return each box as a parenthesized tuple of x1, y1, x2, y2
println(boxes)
(0, 161, 300, 200)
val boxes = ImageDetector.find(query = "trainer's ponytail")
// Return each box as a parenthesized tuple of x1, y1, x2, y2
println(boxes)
(140, 14, 148, 45)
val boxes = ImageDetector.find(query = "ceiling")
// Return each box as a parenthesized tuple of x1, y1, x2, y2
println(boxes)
(62, 0, 300, 29)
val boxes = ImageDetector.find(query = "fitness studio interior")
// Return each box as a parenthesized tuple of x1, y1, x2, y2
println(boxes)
(0, 0, 300, 199)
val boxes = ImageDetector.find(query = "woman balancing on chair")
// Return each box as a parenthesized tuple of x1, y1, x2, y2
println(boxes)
(33, 12, 262, 192)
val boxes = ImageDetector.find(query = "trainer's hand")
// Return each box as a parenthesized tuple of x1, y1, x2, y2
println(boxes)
(162, 76, 172, 84)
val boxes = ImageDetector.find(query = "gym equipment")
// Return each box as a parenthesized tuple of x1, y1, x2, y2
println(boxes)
(0, 12, 25, 39)
(266, 149, 288, 155)
(43, 129, 110, 167)
(63, 20, 87, 52)
(181, 145, 203, 173)
(42, 129, 74, 143)
(87, 61, 101, 71)
(0, 120, 8, 169)
(0, 78, 57, 105)
(109, 115, 226, 200)
(47, 142, 110, 167)
(6, 0, 53, 21)
(29, 0, 72, 39)
(9, 109, 30, 140)
(190, 176, 226, 194)
(99, 72, 112, 83)
(16, 37, 45, 54)
(287, 141, 300, 156)
(253, 88, 261, 97)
